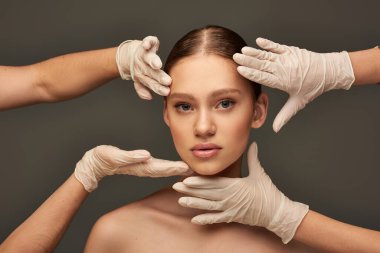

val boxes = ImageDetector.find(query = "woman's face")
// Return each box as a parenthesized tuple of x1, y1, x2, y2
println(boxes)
(164, 54, 267, 176)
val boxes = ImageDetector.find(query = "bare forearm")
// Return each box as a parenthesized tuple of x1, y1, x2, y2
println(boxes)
(0, 47, 119, 110)
(0, 174, 88, 253)
(294, 210, 380, 253)
(349, 46, 380, 85)
(35, 47, 119, 101)
(0, 65, 40, 110)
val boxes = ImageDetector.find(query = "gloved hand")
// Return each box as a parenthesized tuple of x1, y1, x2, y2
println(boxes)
(233, 38, 355, 132)
(75, 145, 191, 192)
(116, 36, 172, 100)
(172, 142, 309, 244)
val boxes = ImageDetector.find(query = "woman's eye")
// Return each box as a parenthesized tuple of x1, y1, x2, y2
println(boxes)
(175, 103, 193, 112)
(217, 100, 235, 110)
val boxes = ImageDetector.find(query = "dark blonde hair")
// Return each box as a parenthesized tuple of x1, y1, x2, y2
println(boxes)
(164, 25, 261, 98)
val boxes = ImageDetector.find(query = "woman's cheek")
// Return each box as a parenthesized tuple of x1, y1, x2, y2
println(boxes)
(223, 111, 252, 154)
(169, 122, 191, 162)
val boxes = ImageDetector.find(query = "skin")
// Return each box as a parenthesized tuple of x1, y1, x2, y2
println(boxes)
(0, 48, 119, 110)
(84, 54, 322, 253)
(164, 54, 261, 177)
(0, 174, 88, 253)
(294, 210, 380, 253)
(349, 46, 380, 85)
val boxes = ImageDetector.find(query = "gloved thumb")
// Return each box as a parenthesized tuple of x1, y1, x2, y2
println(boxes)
(273, 96, 306, 132)
(247, 142, 264, 176)
(256, 37, 287, 54)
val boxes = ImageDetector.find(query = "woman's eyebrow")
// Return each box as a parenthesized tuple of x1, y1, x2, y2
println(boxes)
(169, 93, 195, 101)
(211, 88, 241, 97)
(169, 89, 241, 100)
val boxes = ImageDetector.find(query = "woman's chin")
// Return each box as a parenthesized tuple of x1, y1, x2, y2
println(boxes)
(181, 153, 242, 177)
(184, 156, 242, 178)
(188, 163, 226, 176)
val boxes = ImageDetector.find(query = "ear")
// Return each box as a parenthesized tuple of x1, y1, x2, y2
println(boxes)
(163, 99, 170, 127)
(251, 92, 268, 129)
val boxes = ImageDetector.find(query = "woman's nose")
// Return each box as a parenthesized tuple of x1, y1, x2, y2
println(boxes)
(194, 110, 216, 138)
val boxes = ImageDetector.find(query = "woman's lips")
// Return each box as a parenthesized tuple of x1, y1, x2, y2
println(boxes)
(192, 148, 221, 158)
(191, 143, 222, 159)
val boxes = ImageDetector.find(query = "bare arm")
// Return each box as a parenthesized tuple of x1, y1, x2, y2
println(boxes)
(0, 47, 118, 110)
(0, 174, 88, 253)
(294, 210, 380, 253)
(349, 46, 380, 85)
(0, 146, 189, 253)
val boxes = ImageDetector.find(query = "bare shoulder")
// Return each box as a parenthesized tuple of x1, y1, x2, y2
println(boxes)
(83, 202, 142, 253)
(84, 189, 172, 253)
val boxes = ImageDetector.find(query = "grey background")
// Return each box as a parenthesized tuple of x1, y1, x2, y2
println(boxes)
(0, 0, 379, 251)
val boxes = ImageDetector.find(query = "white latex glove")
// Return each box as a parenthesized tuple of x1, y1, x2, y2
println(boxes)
(172, 142, 309, 244)
(233, 38, 355, 132)
(75, 145, 191, 192)
(116, 36, 172, 100)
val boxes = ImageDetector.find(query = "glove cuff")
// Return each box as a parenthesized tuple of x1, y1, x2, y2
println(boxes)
(116, 40, 134, 80)
(73, 149, 108, 192)
(74, 159, 98, 192)
(267, 198, 309, 244)
(324, 51, 355, 91)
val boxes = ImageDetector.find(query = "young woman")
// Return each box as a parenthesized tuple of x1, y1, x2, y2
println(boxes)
(83, 26, 321, 253)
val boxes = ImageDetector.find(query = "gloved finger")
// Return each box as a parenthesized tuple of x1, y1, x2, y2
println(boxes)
(147, 158, 191, 176)
(141, 36, 161, 69)
(94, 145, 151, 166)
(172, 182, 222, 200)
(182, 176, 232, 189)
(113, 149, 151, 164)
(247, 142, 264, 176)
(241, 46, 278, 61)
(256, 37, 287, 54)
(179, 197, 224, 211)
(136, 74, 170, 96)
(134, 81, 153, 100)
(273, 96, 306, 133)
(144, 67, 172, 86)
(121, 158, 191, 177)
(237, 66, 279, 89)
(141, 36, 160, 52)
(233, 53, 273, 73)
(191, 212, 228, 225)
(143, 51, 163, 70)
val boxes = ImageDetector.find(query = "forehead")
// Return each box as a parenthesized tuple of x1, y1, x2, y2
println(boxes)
(168, 54, 251, 97)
